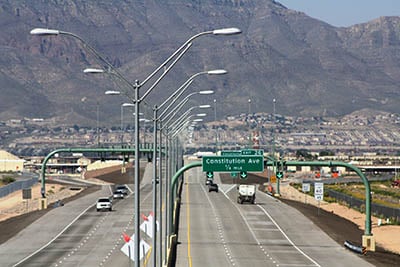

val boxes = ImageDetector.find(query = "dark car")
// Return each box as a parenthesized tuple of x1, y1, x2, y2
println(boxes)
(208, 182, 219, 193)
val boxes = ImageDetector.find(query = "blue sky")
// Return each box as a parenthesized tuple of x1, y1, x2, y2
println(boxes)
(277, 0, 400, 27)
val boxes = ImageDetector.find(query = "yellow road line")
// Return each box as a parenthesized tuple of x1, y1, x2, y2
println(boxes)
(143, 246, 152, 266)
(186, 181, 193, 267)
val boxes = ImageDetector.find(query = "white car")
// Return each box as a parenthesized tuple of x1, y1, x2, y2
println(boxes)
(96, 197, 112, 211)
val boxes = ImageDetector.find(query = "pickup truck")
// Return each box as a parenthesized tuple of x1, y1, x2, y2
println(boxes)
(237, 184, 256, 204)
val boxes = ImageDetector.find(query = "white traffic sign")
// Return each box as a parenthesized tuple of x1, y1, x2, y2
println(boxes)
(302, 183, 310, 193)
(120, 234, 150, 261)
(315, 194, 323, 201)
(314, 182, 324, 201)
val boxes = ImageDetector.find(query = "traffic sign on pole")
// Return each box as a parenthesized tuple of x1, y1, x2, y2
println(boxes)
(240, 171, 247, 179)
(314, 182, 324, 201)
(206, 171, 214, 179)
(202, 155, 264, 172)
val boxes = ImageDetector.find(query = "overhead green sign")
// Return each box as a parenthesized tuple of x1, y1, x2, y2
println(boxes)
(241, 149, 264, 156)
(202, 155, 264, 172)
(221, 149, 264, 156)
(221, 150, 242, 156)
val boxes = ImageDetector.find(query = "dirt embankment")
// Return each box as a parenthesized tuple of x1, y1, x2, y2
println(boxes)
(279, 184, 400, 255)
(0, 183, 83, 222)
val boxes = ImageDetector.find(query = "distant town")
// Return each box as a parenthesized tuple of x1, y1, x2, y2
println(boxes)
(0, 109, 399, 159)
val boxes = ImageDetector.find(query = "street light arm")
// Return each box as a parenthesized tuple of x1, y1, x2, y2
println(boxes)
(138, 30, 216, 87)
(139, 27, 238, 100)
(168, 110, 194, 130)
(139, 42, 192, 102)
(158, 68, 223, 117)
(158, 79, 194, 116)
(171, 120, 191, 139)
(160, 89, 213, 129)
(31, 28, 140, 102)
(31, 29, 118, 77)
(161, 98, 193, 129)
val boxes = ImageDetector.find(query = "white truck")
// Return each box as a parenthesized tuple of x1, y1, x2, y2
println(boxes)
(237, 184, 256, 204)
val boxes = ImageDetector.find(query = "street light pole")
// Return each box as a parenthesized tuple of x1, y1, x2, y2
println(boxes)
(133, 80, 141, 266)
(214, 99, 218, 152)
(248, 98, 251, 115)
(30, 26, 241, 267)
(120, 103, 135, 145)
(272, 98, 280, 196)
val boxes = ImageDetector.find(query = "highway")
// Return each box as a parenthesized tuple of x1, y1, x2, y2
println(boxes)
(175, 167, 374, 267)
(0, 161, 377, 267)
(0, 163, 155, 267)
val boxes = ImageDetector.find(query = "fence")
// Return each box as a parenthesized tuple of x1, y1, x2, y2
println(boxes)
(0, 178, 38, 198)
(327, 189, 400, 223)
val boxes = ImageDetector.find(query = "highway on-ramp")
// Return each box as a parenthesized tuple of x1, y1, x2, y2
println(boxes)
(175, 167, 374, 267)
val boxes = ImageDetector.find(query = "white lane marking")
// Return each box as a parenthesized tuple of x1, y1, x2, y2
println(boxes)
(224, 184, 237, 194)
(221, 189, 261, 244)
(126, 183, 134, 194)
(200, 184, 236, 266)
(256, 204, 321, 267)
(221, 189, 321, 267)
(13, 200, 97, 266)
(99, 187, 153, 265)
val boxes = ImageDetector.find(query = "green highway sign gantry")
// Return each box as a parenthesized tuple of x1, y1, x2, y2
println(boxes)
(241, 149, 264, 156)
(221, 151, 242, 156)
(202, 155, 264, 172)
(221, 149, 264, 156)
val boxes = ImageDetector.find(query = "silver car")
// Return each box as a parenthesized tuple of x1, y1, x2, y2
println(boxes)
(113, 190, 125, 199)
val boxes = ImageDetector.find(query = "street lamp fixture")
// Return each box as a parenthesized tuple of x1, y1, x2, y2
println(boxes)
(122, 103, 135, 107)
(198, 90, 214, 95)
(212, 27, 242, 35)
(206, 69, 227, 75)
(105, 90, 120, 95)
(83, 68, 105, 74)
(198, 105, 211, 109)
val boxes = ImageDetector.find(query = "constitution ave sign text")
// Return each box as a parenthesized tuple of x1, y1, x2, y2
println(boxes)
(202, 155, 264, 172)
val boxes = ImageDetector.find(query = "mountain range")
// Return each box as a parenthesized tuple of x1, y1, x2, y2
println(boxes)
(0, 0, 399, 126)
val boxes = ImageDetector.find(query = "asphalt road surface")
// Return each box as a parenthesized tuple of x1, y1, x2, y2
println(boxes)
(0, 163, 153, 267)
(175, 167, 375, 267)
(1, 162, 398, 266)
